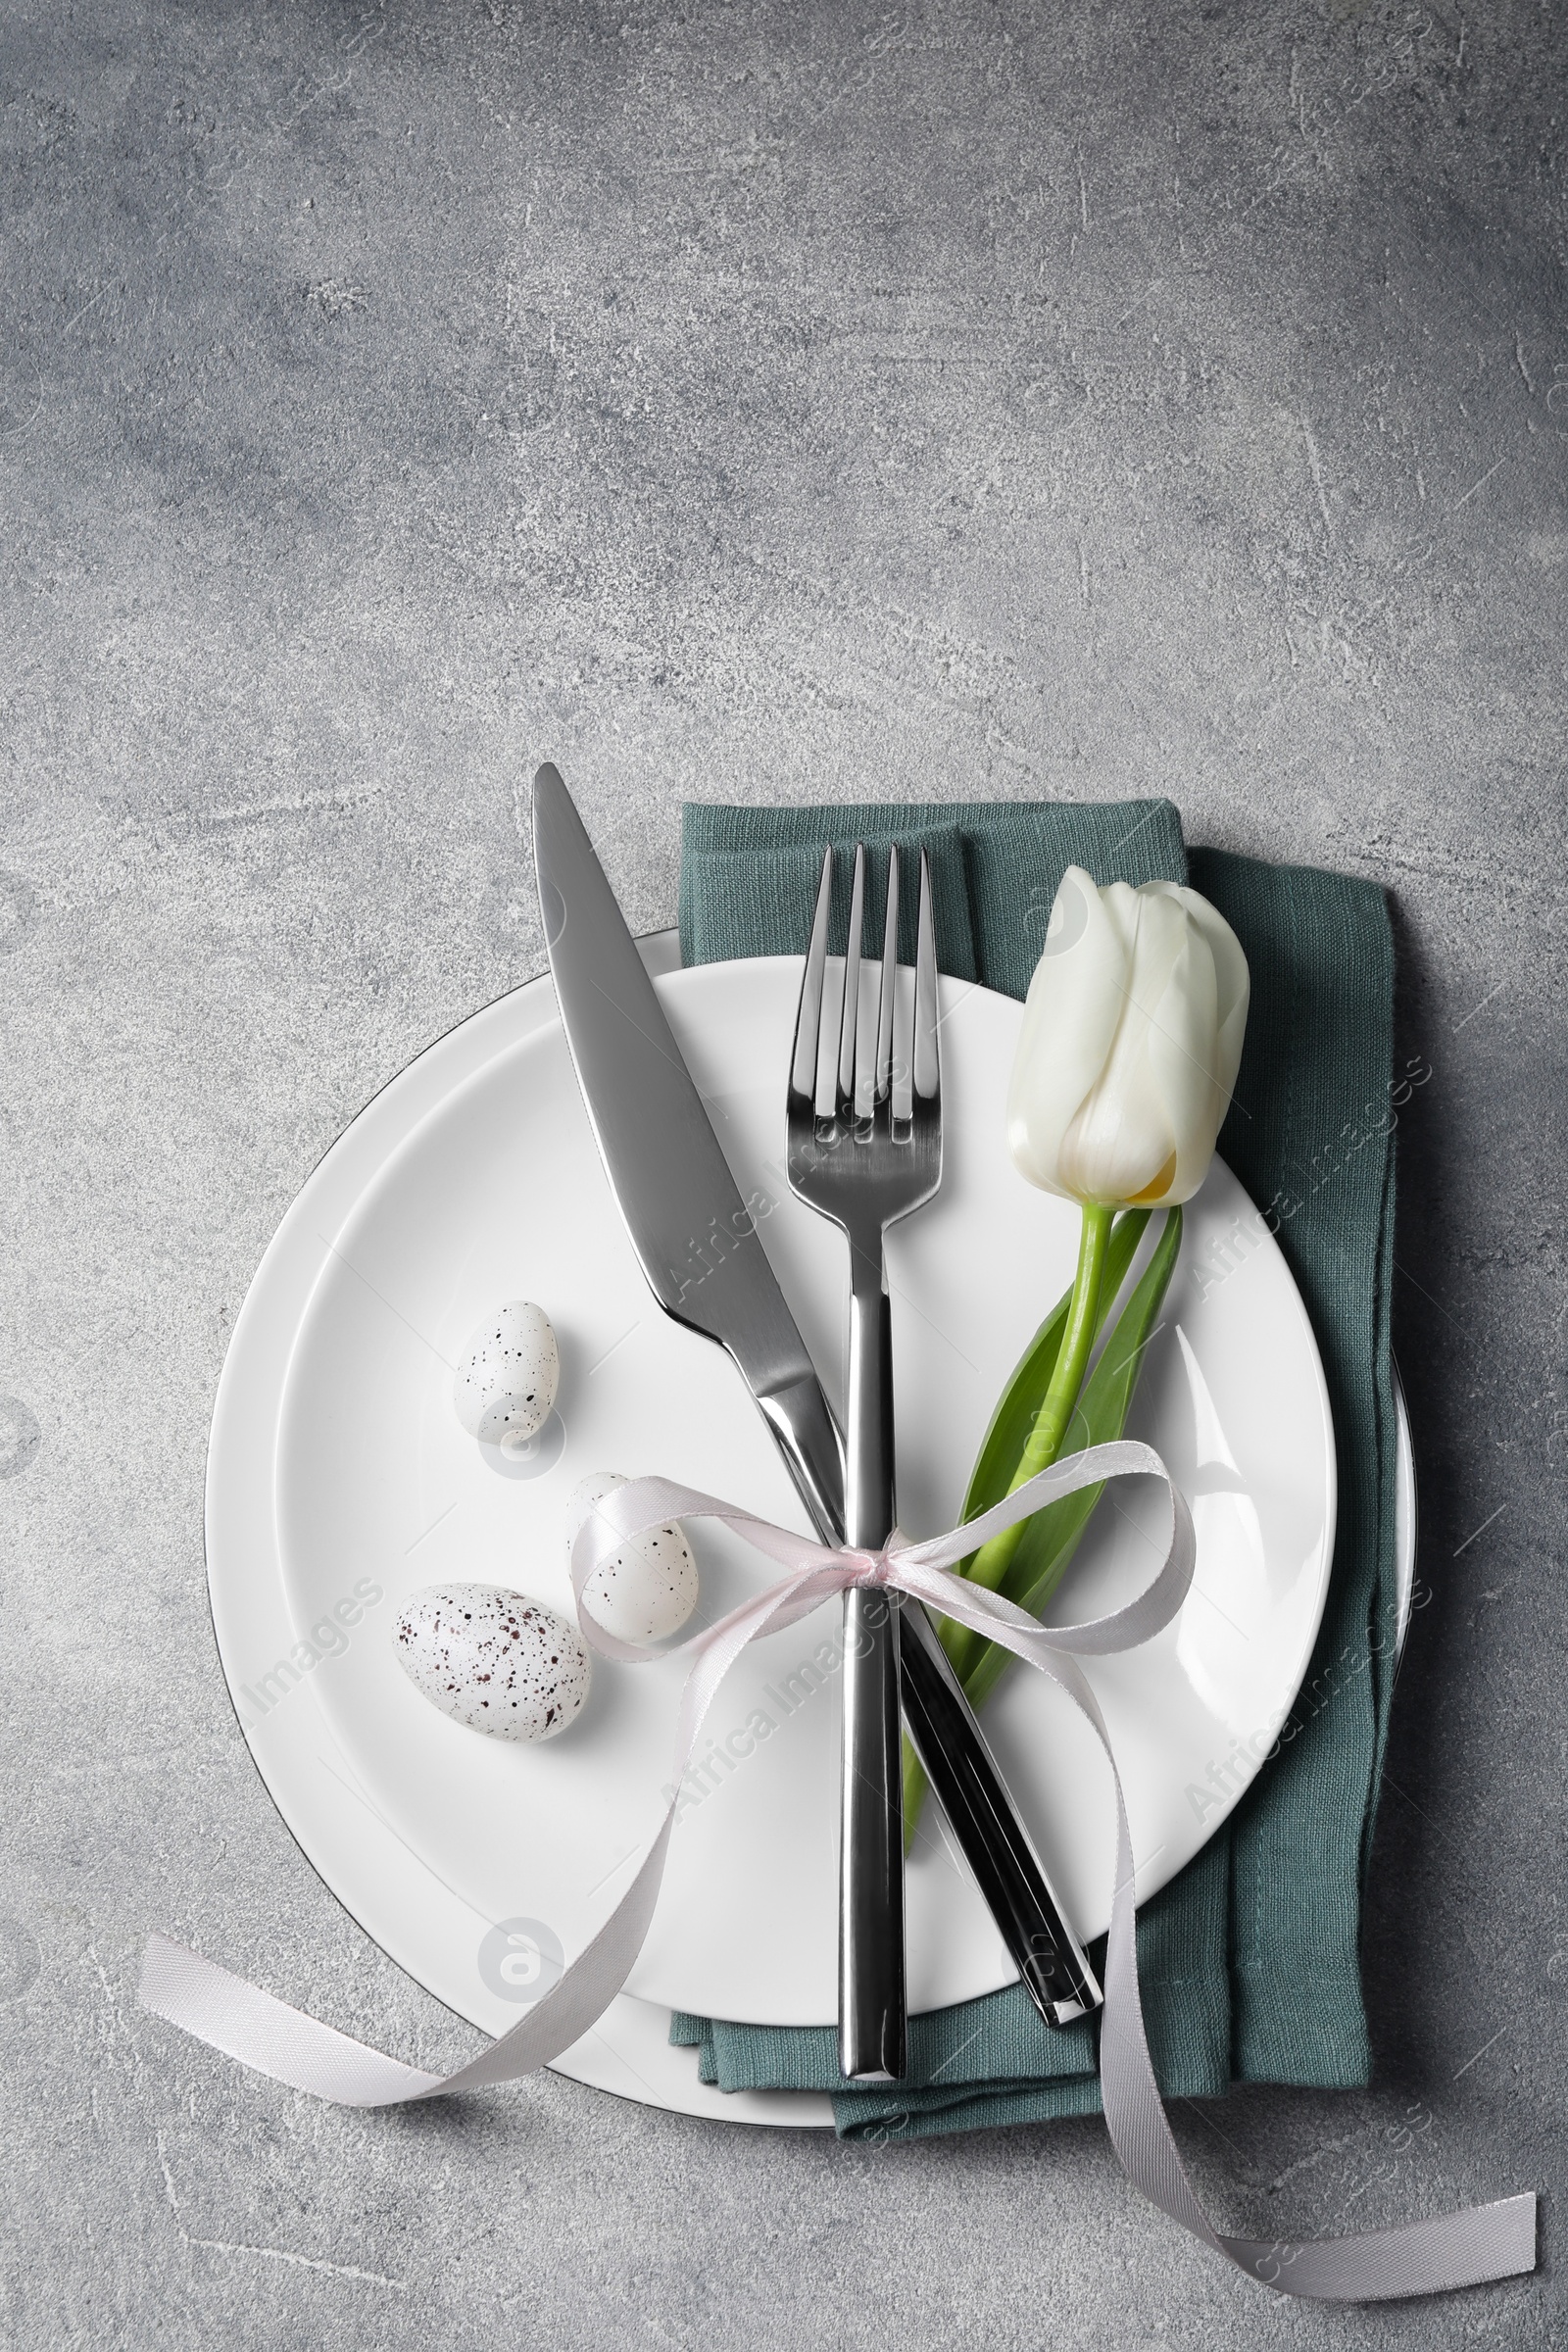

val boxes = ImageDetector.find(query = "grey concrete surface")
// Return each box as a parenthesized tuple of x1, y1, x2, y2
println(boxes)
(1, 0, 1564, 2343)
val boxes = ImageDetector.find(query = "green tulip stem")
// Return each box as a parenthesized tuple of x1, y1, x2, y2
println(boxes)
(964, 1200, 1115, 1594)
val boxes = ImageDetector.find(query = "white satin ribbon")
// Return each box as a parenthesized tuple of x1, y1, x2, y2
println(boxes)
(141, 1441, 1535, 2302)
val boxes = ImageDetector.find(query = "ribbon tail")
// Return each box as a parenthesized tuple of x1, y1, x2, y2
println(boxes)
(139, 1932, 446, 2108)
(1218, 2199, 1539, 2304)
(887, 1458, 1538, 2299)
(1083, 1659, 1537, 2302)
(139, 1805, 688, 2108)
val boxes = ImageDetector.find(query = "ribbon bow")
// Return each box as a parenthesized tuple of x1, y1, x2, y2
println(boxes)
(140, 1440, 1534, 2303)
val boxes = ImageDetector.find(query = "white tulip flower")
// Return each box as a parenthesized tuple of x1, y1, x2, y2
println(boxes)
(1007, 867, 1250, 1210)
(910, 865, 1253, 1795)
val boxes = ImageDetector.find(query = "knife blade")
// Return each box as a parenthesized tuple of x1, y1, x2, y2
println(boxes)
(532, 763, 844, 1540)
(531, 761, 1102, 2034)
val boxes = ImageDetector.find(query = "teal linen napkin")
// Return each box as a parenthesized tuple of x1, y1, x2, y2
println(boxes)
(675, 801, 1397, 2139)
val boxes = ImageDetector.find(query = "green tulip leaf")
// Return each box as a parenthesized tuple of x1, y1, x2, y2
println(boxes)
(903, 1203, 1182, 1842)
(954, 1207, 1152, 1562)
(960, 1203, 1183, 1715)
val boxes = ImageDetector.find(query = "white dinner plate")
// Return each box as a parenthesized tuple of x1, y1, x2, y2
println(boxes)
(207, 938, 1413, 2128)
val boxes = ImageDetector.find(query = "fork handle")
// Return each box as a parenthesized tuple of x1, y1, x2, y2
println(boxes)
(845, 1250, 895, 1547)
(839, 1250, 906, 2082)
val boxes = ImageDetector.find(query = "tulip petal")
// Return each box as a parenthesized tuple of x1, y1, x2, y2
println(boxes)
(1060, 888, 1186, 1205)
(1005, 867, 1127, 1200)
(1145, 918, 1223, 1201)
(1149, 883, 1250, 1097)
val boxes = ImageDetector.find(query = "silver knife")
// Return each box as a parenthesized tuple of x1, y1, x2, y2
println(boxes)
(531, 764, 1101, 2036)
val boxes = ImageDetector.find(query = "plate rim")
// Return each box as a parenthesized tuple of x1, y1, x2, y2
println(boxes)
(204, 936, 1412, 2126)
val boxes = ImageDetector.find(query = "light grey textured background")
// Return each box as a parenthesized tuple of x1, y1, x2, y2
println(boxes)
(2, 0, 1564, 2343)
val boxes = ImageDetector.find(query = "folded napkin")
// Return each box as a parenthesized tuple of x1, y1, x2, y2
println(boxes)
(675, 800, 1397, 2139)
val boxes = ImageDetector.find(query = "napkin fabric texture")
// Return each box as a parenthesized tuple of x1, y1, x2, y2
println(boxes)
(675, 800, 1397, 2139)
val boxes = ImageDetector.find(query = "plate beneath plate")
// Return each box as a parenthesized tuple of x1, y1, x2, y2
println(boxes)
(207, 936, 1412, 2128)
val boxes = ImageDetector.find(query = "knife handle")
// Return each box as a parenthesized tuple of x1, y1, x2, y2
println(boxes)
(898, 1603, 1101, 2027)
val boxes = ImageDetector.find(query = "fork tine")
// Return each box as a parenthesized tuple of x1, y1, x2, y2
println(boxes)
(912, 848, 939, 1102)
(791, 847, 833, 1102)
(837, 843, 866, 1118)
(874, 847, 899, 1105)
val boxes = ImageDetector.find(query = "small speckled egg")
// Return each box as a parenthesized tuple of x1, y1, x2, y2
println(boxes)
(567, 1472, 700, 1644)
(395, 1583, 590, 1740)
(453, 1300, 559, 1453)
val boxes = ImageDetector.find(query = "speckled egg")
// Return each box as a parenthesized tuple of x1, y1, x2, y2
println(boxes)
(395, 1583, 590, 1740)
(453, 1300, 559, 1452)
(567, 1471, 700, 1644)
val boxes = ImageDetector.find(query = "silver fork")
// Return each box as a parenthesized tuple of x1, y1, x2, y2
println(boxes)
(788, 843, 941, 2082)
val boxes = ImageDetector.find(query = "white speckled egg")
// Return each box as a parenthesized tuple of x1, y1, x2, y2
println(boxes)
(567, 1472, 700, 1644)
(395, 1583, 590, 1740)
(453, 1300, 559, 1452)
